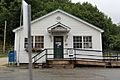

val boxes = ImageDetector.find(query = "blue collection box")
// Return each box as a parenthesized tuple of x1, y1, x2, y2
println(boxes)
(8, 51, 16, 62)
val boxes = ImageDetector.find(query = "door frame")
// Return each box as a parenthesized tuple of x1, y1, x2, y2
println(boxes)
(54, 36, 64, 59)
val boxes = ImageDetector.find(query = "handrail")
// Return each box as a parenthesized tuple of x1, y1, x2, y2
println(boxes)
(32, 48, 120, 64)
(74, 49, 120, 61)
(32, 49, 47, 64)
(75, 57, 103, 61)
(66, 48, 102, 52)
(75, 53, 102, 57)
(32, 49, 46, 59)
(33, 54, 46, 64)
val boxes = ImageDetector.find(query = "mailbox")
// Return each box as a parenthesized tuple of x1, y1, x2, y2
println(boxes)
(8, 50, 16, 63)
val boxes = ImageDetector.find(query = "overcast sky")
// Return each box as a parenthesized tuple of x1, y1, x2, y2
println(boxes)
(72, 0, 120, 24)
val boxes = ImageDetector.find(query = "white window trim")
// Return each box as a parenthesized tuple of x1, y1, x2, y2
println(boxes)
(24, 35, 44, 49)
(33, 36, 35, 48)
(73, 35, 92, 49)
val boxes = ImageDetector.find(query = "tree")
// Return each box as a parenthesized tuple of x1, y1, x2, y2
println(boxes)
(0, 0, 119, 51)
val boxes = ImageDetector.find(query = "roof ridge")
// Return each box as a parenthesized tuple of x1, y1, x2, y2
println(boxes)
(13, 9, 104, 33)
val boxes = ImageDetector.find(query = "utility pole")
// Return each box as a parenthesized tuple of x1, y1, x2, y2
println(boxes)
(28, 5, 33, 80)
(3, 20, 7, 54)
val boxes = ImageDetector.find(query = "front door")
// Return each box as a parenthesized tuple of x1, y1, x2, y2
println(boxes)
(54, 36, 63, 59)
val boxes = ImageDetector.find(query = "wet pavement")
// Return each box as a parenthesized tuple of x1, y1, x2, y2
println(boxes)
(0, 67, 120, 80)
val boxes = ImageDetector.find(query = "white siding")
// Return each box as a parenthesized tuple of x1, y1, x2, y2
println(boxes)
(14, 11, 103, 63)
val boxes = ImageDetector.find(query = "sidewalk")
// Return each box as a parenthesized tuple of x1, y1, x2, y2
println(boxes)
(0, 57, 8, 67)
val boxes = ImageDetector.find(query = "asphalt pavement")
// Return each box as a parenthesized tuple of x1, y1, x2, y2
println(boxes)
(0, 67, 120, 80)
(0, 58, 120, 80)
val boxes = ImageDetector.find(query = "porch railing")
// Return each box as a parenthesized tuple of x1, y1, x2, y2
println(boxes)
(32, 48, 120, 64)
(32, 49, 47, 64)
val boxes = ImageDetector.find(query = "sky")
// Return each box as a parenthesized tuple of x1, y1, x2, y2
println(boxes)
(72, 0, 120, 24)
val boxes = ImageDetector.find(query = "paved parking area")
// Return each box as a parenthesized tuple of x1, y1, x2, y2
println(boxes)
(0, 58, 120, 80)
(0, 67, 120, 80)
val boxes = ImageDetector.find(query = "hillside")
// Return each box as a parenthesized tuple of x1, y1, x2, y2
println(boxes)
(0, 0, 120, 51)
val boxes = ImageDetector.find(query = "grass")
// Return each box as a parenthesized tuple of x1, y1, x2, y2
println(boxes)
(0, 53, 8, 58)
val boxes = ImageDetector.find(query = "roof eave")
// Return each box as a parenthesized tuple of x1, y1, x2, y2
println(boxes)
(13, 9, 104, 33)
(59, 10, 104, 33)
(13, 27, 23, 32)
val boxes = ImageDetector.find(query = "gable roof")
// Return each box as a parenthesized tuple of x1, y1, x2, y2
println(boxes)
(47, 22, 71, 30)
(13, 9, 104, 32)
(47, 22, 71, 33)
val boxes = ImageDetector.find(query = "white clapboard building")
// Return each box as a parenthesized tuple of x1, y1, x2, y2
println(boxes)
(13, 9, 104, 64)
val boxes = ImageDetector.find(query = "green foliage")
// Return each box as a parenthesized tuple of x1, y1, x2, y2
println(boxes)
(0, 0, 119, 51)
(109, 34, 120, 51)
(0, 0, 21, 45)
(0, 53, 8, 58)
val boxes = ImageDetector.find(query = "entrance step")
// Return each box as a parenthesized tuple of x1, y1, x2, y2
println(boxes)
(33, 63, 42, 68)
(47, 60, 75, 68)
(33, 60, 120, 68)
(75, 60, 106, 67)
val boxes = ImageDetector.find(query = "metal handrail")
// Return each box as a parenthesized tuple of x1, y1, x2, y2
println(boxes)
(32, 48, 120, 64)
(32, 49, 47, 59)
(33, 54, 46, 64)
(32, 49, 47, 63)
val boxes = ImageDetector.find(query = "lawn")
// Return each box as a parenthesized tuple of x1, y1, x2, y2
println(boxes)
(0, 53, 8, 58)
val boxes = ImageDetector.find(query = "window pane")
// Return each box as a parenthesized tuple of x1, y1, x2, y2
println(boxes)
(25, 38, 28, 42)
(35, 43, 43, 48)
(24, 43, 28, 48)
(35, 36, 44, 48)
(24, 36, 33, 48)
(83, 36, 92, 48)
(31, 36, 33, 42)
(73, 36, 82, 48)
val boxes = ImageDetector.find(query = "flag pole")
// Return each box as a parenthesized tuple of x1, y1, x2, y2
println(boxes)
(27, 5, 33, 80)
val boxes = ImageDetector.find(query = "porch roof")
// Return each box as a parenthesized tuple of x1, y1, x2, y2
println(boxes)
(47, 22, 71, 33)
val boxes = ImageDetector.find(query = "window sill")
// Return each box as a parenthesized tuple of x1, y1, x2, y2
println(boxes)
(25, 48, 43, 53)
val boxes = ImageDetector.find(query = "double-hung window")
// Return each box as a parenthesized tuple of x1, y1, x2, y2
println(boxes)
(24, 36, 44, 49)
(73, 36, 92, 49)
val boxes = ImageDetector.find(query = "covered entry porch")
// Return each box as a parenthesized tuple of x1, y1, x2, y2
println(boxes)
(47, 22, 71, 59)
